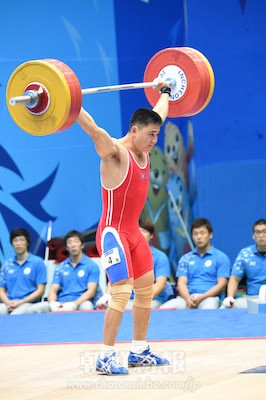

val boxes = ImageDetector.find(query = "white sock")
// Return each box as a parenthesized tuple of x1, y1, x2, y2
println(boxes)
(100, 344, 115, 359)
(131, 340, 147, 354)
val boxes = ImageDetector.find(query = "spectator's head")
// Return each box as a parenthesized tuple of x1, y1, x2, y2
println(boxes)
(10, 228, 31, 251)
(9, 228, 30, 253)
(190, 218, 213, 250)
(253, 219, 266, 232)
(139, 219, 155, 243)
(252, 219, 266, 247)
(64, 230, 84, 256)
(191, 218, 213, 235)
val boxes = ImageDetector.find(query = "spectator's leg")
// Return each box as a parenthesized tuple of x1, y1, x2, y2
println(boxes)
(198, 297, 219, 309)
(10, 303, 32, 314)
(78, 301, 94, 311)
(27, 301, 51, 313)
(0, 304, 9, 315)
(151, 299, 162, 308)
(160, 296, 187, 309)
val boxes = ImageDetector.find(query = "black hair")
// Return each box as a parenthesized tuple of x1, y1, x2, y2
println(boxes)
(191, 218, 213, 234)
(10, 228, 31, 249)
(139, 219, 155, 235)
(253, 219, 266, 231)
(129, 108, 162, 130)
(64, 230, 84, 246)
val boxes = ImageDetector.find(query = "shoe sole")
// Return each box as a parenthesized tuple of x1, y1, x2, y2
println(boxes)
(128, 362, 170, 367)
(96, 367, 129, 375)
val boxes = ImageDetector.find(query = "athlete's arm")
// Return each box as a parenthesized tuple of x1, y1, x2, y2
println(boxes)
(152, 81, 171, 123)
(77, 107, 120, 159)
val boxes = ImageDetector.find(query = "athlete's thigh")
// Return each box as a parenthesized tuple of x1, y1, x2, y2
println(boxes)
(98, 226, 133, 284)
(131, 233, 153, 279)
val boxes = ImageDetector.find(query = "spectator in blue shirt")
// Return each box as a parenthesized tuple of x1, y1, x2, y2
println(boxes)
(222, 219, 266, 309)
(160, 218, 231, 309)
(48, 230, 102, 311)
(0, 228, 47, 315)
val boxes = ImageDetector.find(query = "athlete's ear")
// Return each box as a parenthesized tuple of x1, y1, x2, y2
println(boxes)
(131, 125, 138, 136)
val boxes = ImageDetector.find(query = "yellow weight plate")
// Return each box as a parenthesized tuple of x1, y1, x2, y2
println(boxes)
(190, 49, 215, 115)
(6, 59, 72, 136)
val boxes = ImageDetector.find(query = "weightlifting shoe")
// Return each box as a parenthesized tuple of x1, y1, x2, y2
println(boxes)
(128, 345, 170, 367)
(96, 352, 128, 375)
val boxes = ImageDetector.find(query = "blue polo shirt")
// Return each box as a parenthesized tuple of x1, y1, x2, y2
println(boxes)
(151, 245, 173, 303)
(52, 254, 102, 302)
(0, 253, 47, 301)
(176, 245, 231, 294)
(231, 244, 266, 295)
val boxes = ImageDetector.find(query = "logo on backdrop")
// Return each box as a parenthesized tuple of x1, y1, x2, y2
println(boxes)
(0, 145, 58, 260)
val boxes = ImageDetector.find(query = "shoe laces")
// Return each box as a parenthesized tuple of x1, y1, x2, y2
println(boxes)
(107, 354, 123, 368)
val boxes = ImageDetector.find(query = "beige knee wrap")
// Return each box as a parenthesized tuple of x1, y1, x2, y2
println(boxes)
(133, 284, 154, 309)
(109, 284, 133, 313)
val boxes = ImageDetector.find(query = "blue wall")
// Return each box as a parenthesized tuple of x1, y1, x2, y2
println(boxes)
(0, 0, 265, 265)
(186, 0, 266, 260)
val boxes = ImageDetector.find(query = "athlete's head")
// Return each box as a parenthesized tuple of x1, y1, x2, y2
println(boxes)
(129, 108, 162, 130)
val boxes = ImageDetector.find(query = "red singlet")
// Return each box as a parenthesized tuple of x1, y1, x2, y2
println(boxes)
(96, 149, 153, 279)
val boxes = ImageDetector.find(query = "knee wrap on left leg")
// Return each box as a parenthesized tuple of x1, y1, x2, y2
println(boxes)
(133, 285, 154, 309)
(109, 283, 133, 313)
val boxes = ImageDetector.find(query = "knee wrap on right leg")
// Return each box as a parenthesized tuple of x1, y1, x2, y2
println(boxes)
(109, 284, 133, 313)
(133, 284, 154, 309)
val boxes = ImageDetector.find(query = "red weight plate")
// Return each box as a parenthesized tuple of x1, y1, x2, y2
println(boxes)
(180, 48, 212, 115)
(144, 47, 214, 117)
(188, 48, 215, 115)
(44, 59, 82, 132)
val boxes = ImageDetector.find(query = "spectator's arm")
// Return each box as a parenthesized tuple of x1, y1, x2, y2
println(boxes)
(74, 282, 98, 307)
(227, 275, 241, 297)
(193, 277, 228, 306)
(177, 276, 195, 307)
(48, 283, 60, 302)
(0, 287, 9, 305)
(21, 284, 45, 304)
(153, 276, 167, 298)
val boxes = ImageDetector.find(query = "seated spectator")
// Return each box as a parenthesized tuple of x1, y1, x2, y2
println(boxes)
(48, 230, 102, 312)
(222, 218, 266, 309)
(0, 228, 47, 315)
(96, 219, 173, 309)
(160, 218, 231, 310)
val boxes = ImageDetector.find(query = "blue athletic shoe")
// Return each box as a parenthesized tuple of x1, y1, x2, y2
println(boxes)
(128, 346, 170, 367)
(96, 352, 129, 375)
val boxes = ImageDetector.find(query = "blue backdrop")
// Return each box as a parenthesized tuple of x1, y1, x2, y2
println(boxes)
(0, 0, 265, 267)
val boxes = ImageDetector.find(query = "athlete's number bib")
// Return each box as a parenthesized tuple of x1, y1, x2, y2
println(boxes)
(101, 247, 121, 270)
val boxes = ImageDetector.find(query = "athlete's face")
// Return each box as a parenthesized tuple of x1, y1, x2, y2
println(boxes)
(133, 124, 160, 152)
(192, 226, 212, 250)
(66, 236, 84, 257)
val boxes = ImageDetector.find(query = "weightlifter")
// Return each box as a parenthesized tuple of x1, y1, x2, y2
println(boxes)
(77, 81, 171, 375)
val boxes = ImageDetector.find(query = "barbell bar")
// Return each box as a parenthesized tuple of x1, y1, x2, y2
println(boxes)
(6, 47, 215, 136)
(9, 78, 166, 106)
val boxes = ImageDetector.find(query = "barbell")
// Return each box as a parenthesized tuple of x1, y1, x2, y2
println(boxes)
(6, 47, 215, 136)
